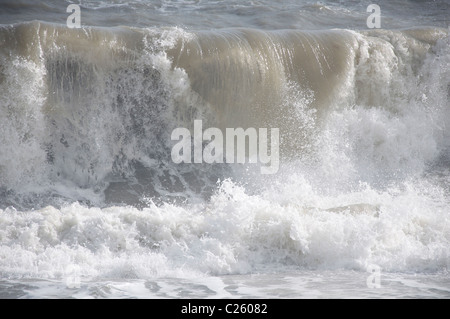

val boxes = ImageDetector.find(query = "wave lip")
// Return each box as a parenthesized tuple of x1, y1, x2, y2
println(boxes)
(0, 21, 448, 208)
(0, 22, 449, 207)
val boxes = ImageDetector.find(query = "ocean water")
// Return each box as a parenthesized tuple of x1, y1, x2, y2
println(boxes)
(0, 0, 449, 299)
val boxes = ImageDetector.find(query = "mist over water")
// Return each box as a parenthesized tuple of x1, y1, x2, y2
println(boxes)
(0, 0, 449, 298)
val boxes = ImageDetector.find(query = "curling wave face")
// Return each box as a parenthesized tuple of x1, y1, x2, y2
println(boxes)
(0, 20, 449, 283)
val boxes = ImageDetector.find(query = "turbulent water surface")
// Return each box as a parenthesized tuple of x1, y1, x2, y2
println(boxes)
(0, 0, 449, 298)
